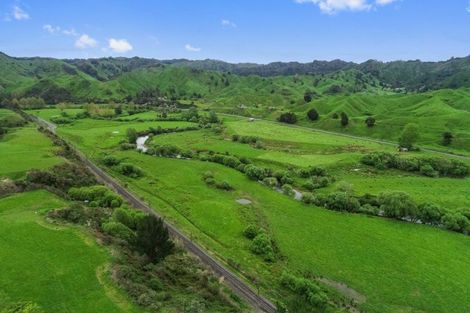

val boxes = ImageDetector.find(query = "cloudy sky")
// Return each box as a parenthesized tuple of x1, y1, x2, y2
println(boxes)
(1, 0, 469, 63)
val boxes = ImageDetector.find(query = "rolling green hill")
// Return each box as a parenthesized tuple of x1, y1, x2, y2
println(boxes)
(1, 52, 470, 153)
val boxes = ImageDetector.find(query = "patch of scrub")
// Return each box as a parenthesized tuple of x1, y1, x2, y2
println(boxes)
(236, 198, 252, 205)
(318, 277, 366, 304)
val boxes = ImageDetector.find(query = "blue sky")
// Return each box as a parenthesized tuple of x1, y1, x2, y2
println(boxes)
(1, 0, 469, 63)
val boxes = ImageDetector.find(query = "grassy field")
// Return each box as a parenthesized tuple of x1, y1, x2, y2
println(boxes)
(0, 190, 141, 313)
(149, 117, 470, 211)
(46, 110, 470, 313)
(28, 107, 85, 121)
(48, 117, 196, 157)
(0, 125, 64, 179)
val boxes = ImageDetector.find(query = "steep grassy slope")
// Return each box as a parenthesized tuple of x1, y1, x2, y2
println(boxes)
(291, 89, 470, 153)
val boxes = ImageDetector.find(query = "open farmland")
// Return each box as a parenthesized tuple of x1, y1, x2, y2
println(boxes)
(39, 108, 470, 313)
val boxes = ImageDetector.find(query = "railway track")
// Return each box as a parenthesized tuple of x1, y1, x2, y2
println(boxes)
(27, 113, 277, 313)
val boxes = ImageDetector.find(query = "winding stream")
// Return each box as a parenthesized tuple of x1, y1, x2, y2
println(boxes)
(136, 135, 149, 153)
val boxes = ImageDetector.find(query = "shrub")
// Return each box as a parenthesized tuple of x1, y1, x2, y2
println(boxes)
(358, 193, 379, 207)
(243, 225, 259, 240)
(262, 177, 278, 188)
(299, 166, 328, 178)
(50, 116, 74, 124)
(358, 204, 380, 216)
(126, 128, 138, 144)
(215, 181, 233, 191)
(102, 221, 136, 242)
(441, 213, 469, 233)
(222, 156, 241, 168)
(0, 115, 26, 128)
(307, 108, 319, 121)
(26, 163, 96, 191)
(280, 272, 329, 310)
(278, 112, 297, 124)
(301, 192, 315, 204)
(102, 155, 120, 166)
(0, 178, 20, 197)
(419, 164, 438, 177)
(68, 185, 123, 208)
(304, 176, 331, 190)
(324, 192, 360, 212)
(378, 191, 417, 220)
(47, 203, 85, 223)
(282, 184, 295, 197)
(231, 134, 240, 142)
(118, 163, 143, 178)
(365, 116, 376, 127)
(244, 165, 270, 181)
(113, 207, 144, 229)
(417, 203, 444, 225)
(250, 233, 275, 262)
(280, 174, 294, 185)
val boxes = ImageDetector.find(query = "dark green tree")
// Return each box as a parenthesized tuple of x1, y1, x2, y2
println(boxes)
(208, 111, 219, 123)
(135, 214, 174, 263)
(399, 123, 419, 149)
(365, 116, 376, 128)
(278, 112, 297, 124)
(304, 91, 314, 103)
(442, 131, 453, 146)
(340, 112, 349, 127)
(307, 108, 319, 121)
(126, 128, 138, 144)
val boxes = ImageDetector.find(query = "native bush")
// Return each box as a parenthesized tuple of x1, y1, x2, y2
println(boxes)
(378, 191, 417, 220)
(324, 192, 360, 212)
(250, 232, 275, 262)
(68, 185, 123, 208)
(117, 163, 143, 178)
(243, 225, 259, 240)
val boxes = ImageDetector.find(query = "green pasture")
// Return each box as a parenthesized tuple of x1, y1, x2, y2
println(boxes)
(111, 152, 470, 313)
(0, 190, 140, 313)
(0, 125, 64, 179)
(38, 107, 470, 313)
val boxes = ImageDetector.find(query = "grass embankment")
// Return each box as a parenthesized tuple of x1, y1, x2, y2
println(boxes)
(51, 113, 470, 313)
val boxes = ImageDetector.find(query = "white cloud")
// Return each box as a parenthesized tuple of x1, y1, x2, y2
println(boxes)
(43, 24, 60, 34)
(108, 38, 133, 53)
(12, 5, 30, 20)
(376, 0, 397, 5)
(62, 28, 78, 36)
(222, 19, 237, 28)
(467, 1, 470, 13)
(75, 34, 98, 49)
(295, 0, 398, 13)
(185, 44, 201, 52)
(43, 24, 79, 36)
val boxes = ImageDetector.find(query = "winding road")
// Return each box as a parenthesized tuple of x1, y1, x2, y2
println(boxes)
(26, 113, 277, 313)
